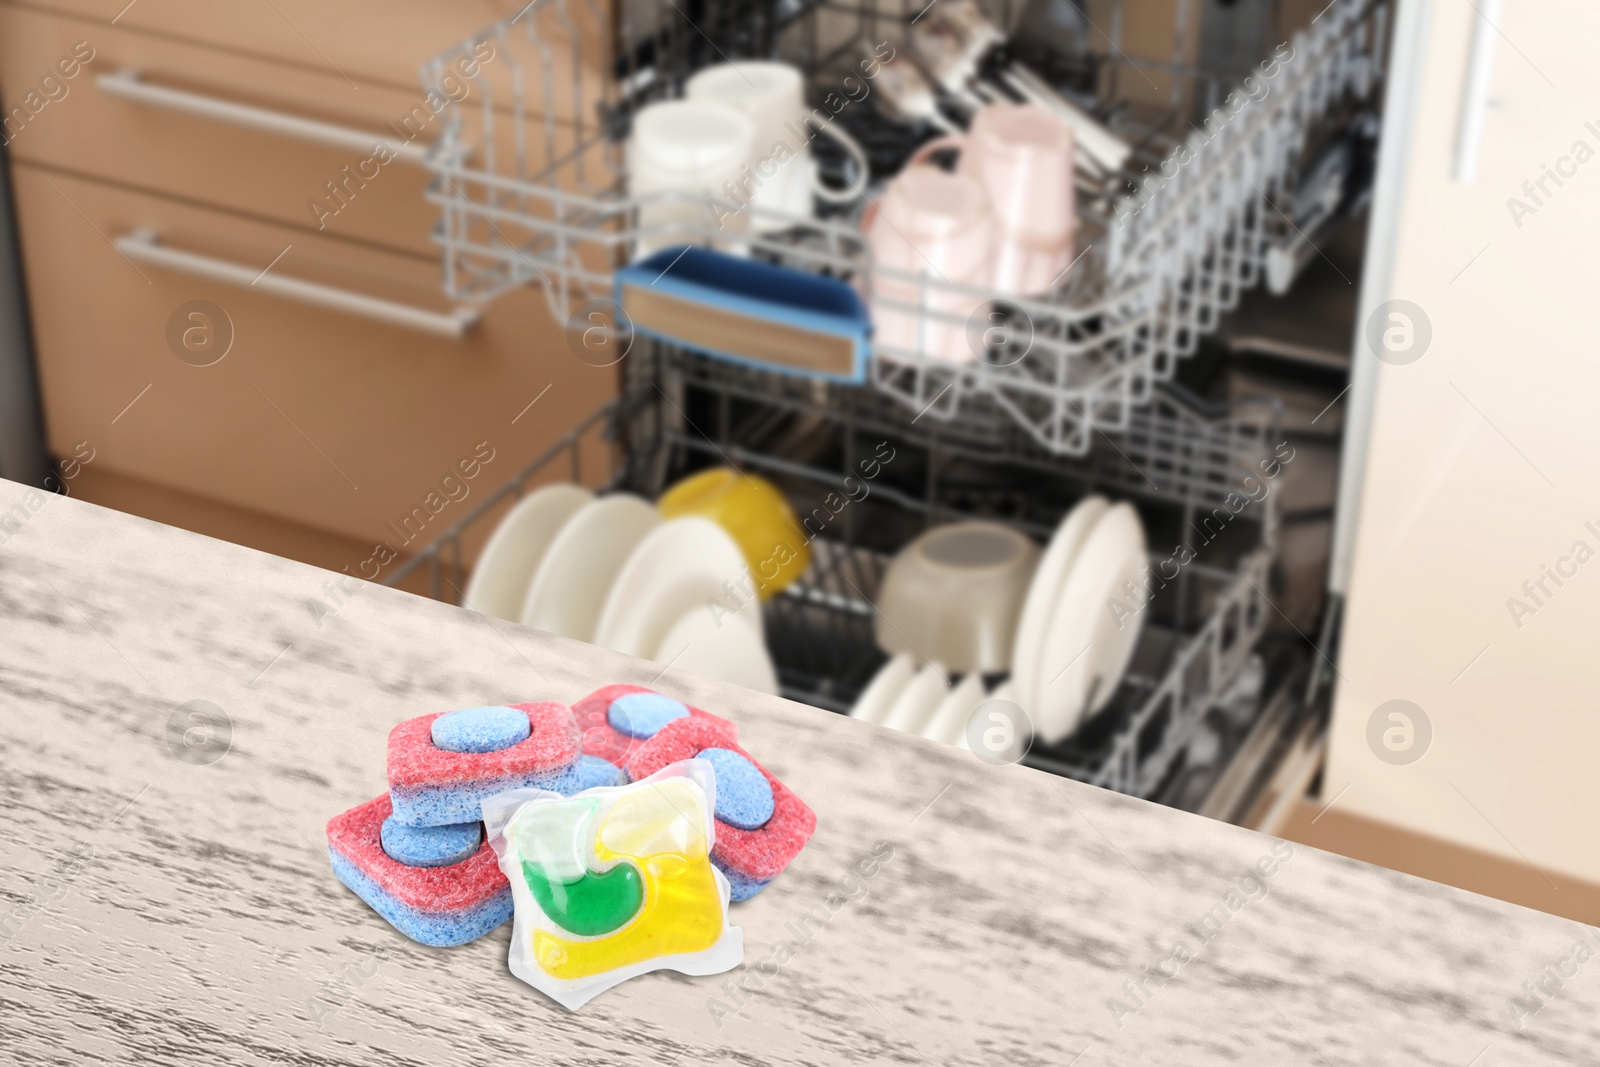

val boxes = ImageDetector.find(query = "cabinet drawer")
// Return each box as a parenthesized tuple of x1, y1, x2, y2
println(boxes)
(1, 5, 598, 257)
(3, 0, 573, 96)
(13, 164, 618, 551)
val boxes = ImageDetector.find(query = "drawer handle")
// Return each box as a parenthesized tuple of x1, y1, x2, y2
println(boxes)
(116, 231, 479, 339)
(98, 69, 432, 166)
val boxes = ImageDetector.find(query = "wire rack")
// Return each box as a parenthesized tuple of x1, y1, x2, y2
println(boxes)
(419, 0, 1386, 455)
(385, 343, 1277, 797)
(645, 342, 1283, 524)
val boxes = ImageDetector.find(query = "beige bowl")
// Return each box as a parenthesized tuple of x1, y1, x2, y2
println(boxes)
(874, 522, 1041, 674)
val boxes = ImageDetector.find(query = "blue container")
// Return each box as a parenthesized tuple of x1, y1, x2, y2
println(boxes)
(614, 245, 872, 383)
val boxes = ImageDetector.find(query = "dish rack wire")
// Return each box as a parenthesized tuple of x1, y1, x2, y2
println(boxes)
(385, 344, 1279, 798)
(418, 0, 1387, 456)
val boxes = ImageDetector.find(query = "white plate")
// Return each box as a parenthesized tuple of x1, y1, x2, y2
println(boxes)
(1079, 510, 1149, 720)
(594, 517, 759, 658)
(880, 663, 949, 734)
(651, 603, 779, 695)
(921, 671, 987, 745)
(462, 484, 592, 622)
(1011, 496, 1108, 715)
(962, 679, 1028, 762)
(850, 652, 917, 723)
(520, 494, 661, 642)
(1033, 502, 1148, 744)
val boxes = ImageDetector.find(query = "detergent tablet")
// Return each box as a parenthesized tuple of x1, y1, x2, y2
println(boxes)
(481, 759, 743, 1011)
(328, 795, 511, 947)
(624, 717, 815, 901)
(388, 701, 583, 827)
(570, 684, 737, 768)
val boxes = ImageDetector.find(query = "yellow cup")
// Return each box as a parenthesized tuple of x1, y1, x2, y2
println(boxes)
(658, 468, 811, 600)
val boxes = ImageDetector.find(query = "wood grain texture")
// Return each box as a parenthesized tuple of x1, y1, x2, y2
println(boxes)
(0, 479, 1596, 1066)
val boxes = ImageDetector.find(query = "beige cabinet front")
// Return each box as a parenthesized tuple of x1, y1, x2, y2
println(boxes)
(12, 165, 616, 554)
(1328, 0, 1600, 883)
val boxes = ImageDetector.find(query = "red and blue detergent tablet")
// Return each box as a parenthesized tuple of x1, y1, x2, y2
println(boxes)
(387, 703, 582, 827)
(327, 794, 511, 946)
(624, 717, 815, 901)
(571, 684, 737, 768)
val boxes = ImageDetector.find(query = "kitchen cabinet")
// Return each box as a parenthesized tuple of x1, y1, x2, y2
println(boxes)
(11, 165, 616, 552)
(12, 0, 542, 93)
(1, 0, 617, 568)
(1326, 0, 1600, 884)
(1, 4, 447, 256)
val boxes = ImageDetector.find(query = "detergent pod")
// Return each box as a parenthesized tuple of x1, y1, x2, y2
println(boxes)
(482, 758, 743, 1010)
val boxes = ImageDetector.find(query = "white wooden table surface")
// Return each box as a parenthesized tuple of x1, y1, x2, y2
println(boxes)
(0, 480, 1595, 1065)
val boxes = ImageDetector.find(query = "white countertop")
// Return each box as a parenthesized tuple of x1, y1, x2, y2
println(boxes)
(0, 479, 1595, 1065)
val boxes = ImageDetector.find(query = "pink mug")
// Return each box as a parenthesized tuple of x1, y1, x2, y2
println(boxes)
(909, 103, 1076, 295)
(863, 165, 993, 364)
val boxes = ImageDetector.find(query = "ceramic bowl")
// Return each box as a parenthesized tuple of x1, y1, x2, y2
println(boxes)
(874, 521, 1041, 674)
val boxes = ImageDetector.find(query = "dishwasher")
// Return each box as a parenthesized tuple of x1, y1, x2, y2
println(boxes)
(383, 0, 1389, 816)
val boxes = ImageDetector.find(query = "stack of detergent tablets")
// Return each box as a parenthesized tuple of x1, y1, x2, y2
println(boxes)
(326, 684, 816, 954)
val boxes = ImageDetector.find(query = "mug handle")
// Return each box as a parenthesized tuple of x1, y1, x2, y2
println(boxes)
(906, 133, 967, 168)
(808, 116, 872, 204)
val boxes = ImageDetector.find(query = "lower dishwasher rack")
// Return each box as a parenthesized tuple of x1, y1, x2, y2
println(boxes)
(386, 344, 1279, 799)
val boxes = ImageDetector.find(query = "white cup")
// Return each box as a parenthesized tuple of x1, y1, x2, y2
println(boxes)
(629, 100, 757, 257)
(686, 61, 868, 233)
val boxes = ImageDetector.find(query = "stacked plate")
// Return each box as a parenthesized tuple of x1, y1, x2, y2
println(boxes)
(850, 497, 1148, 749)
(462, 485, 779, 695)
(1017, 498, 1148, 743)
(847, 655, 1019, 756)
